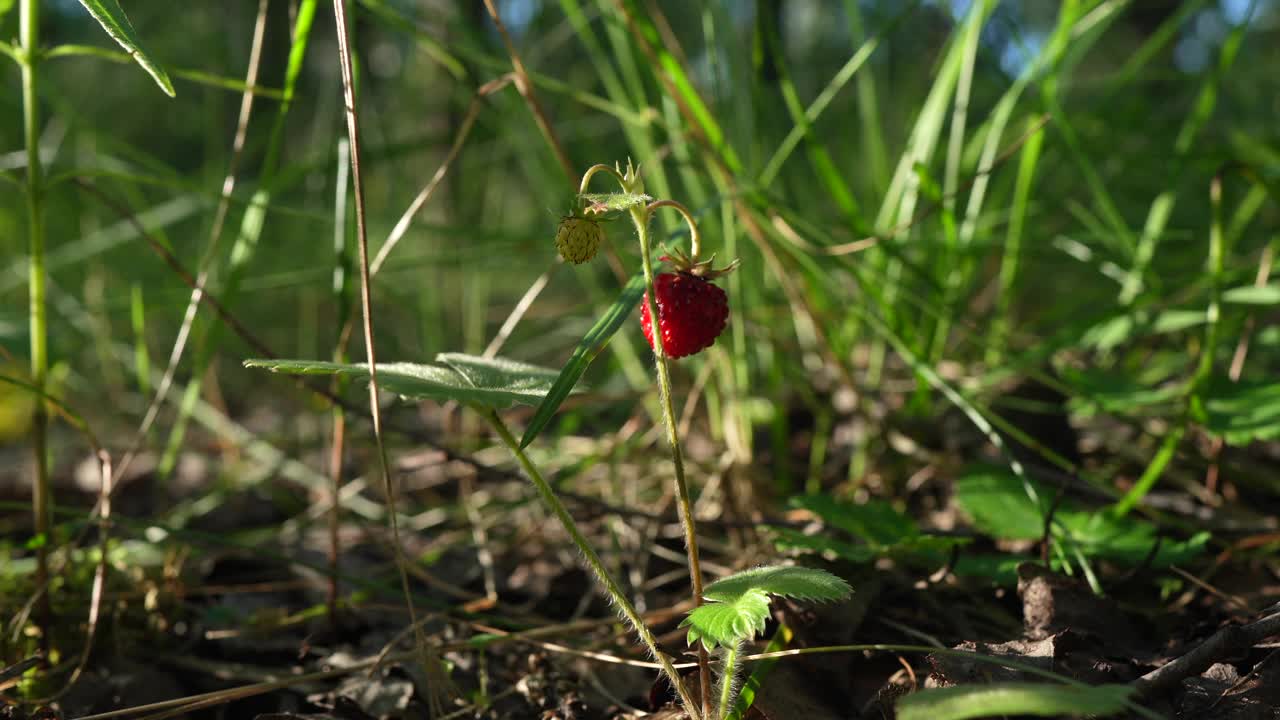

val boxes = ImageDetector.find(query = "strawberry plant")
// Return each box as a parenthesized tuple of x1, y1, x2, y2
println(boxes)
(681, 566, 852, 718)
(245, 161, 855, 720)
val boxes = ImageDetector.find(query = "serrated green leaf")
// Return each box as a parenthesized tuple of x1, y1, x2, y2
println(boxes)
(519, 270, 646, 448)
(681, 566, 851, 651)
(243, 357, 558, 409)
(704, 566, 851, 604)
(77, 0, 176, 97)
(680, 590, 771, 650)
(896, 682, 1132, 720)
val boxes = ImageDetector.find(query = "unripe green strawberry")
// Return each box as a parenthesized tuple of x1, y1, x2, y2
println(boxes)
(555, 214, 603, 264)
(640, 272, 729, 359)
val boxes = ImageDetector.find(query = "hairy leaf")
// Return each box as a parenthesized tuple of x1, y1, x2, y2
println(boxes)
(681, 565, 850, 651)
(681, 590, 770, 650)
(243, 357, 559, 409)
(579, 192, 652, 211)
(704, 566, 852, 604)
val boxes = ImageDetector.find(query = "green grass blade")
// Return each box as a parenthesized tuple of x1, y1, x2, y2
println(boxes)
(75, 0, 175, 96)
(519, 270, 646, 449)
(615, 0, 742, 172)
(843, 0, 890, 193)
(896, 683, 1133, 720)
(756, 7, 873, 224)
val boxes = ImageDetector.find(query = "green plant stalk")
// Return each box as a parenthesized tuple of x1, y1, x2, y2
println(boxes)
(21, 0, 53, 647)
(717, 644, 740, 718)
(630, 200, 713, 719)
(482, 409, 701, 719)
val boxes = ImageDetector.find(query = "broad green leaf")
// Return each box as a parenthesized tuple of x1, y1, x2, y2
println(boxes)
(951, 554, 1026, 584)
(790, 495, 919, 545)
(1222, 283, 1280, 305)
(519, 270, 646, 448)
(1061, 366, 1184, 414)
(770, 528, 877, 564)
(1059, 513, 1210, 566)
(955, 469, 1049, 541)
(1202, 379, 1280, 445)
(771, 526, 967, 567)
(681, 590, 771, 650)
(243, 357, 559, 409)
(957, 468, 1207, 568)
(77, 0, 176, 97)
(436, 353, 560, 397)
(703, 566, 851, 604)
(896, 682, 1132, 720)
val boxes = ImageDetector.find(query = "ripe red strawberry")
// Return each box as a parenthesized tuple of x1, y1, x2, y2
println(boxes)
(640, 271, 729, 359)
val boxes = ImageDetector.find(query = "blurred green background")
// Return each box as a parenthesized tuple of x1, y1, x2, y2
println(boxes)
(2, 0, 1279, 504)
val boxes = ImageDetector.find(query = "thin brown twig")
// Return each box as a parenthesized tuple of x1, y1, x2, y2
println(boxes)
(1134, 606, 1280, 698)
(330, 1, 440, 715)
(481, 0, 576, 183)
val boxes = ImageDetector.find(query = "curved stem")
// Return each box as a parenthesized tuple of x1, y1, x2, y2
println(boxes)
(630, 204, 713, 718)
(482, 409, 702, 720)
(578, 163, 627, 196)
(646, 199, 702, 259)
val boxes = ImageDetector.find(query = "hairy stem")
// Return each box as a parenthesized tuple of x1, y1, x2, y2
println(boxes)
(21, 0, 52, 652)
(630, 204, 713, 718)
(483, 409, 701, 719)
(717, 644, 740, 719)
(645, 199, 702, 259)
(578, 163, 627, 195)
